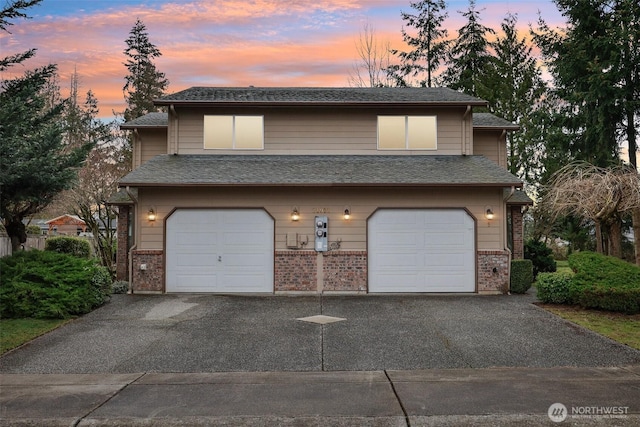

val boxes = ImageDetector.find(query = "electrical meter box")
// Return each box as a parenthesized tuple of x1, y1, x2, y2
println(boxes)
(314, 215, 328, 252)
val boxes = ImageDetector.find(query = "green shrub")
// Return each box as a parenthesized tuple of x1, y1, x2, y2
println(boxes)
(568, 251, 640, 314)
(524, 239, 557, 278)
(45, 236, 91, 258)
(536, 272, 574, 304)
(112, 280, 129, 294)
(510, 259, 533, 294)
(26, 224, 41, 235)
(0, 250, 111, 319)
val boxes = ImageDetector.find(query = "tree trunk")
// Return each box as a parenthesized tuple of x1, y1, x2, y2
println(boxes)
(633, 208, 640, 266)
(609, 218, 623, 259)
(5, 218, 27, 252)
(595, 221, 604, 254)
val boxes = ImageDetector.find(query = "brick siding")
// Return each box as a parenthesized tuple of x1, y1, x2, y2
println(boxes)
(323, 251, 367, 292)
(274, 251, 317, 291)
(477, 250, 510, 294)
(131, 250, 164, 292)
(115, 206, 130, 281)
(511, 206, 524, 259)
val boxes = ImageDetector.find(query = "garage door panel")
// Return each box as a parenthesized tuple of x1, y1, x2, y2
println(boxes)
(167, 209, 273, 293)
(377, 253, 418, 268)
(177, 231, 218, 246)
(424, 230, 467, 246)
(175, 253, 216, 267)
(423, 252, 472, 268)
(369, 209, 475, 293)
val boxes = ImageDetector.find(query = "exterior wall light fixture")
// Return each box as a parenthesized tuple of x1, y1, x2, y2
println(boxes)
(485, 208, 494, 220)
(291, 207, 300, 221)
(343, 208, 351, 220)
(147, 208, 156, 222)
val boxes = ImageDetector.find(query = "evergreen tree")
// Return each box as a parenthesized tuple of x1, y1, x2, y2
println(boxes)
(488, 13, 547, 182)
(0, 0, 91, 251)
(388, 0, 449, 87)
(122, 18, 168, 121)
(533, 0, 640, 262)
(532, 2, 621, 169)
(440, 0, 495, 99)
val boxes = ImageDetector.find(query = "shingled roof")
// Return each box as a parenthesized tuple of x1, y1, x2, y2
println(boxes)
(119, 155, 522, 187)
(154, 87, 488, 106)
(119, 112, 168, 129)
(473, 113, 519, 130)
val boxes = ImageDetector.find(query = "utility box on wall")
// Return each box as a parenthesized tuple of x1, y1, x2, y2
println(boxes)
(314, 216, 328, 252)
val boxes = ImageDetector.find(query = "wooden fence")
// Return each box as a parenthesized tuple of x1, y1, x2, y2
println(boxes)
(0, 236, 47, 258)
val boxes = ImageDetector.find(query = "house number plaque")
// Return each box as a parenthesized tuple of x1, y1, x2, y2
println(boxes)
(312, 208, 330, 213)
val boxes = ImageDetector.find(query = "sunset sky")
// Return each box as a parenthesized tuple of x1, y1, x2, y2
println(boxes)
(1, 0, 565, 119)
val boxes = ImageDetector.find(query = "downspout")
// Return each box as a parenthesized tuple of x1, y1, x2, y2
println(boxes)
(133, 128, 143, 168)
(500, 129, 507, 169)
(125, 186, 138, 294)
(462, 105, 472, 155)
(169, 104, 178, 155)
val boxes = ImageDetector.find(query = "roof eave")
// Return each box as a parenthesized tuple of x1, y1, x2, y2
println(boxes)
(153, 100, 489, 108)
(119, 181, 522, 188)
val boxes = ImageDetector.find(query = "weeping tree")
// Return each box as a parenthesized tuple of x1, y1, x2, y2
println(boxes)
(542, 162, 640, 263)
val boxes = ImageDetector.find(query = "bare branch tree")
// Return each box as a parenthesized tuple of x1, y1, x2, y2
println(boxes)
(542, 161, 640, 262)
(349, 22, 393, 87)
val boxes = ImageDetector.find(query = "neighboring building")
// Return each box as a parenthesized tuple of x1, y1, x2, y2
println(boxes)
(45, 214, 87, 236)
(112, 87, 531, 294)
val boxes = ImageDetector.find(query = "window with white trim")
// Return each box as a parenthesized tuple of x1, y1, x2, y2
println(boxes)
(204, 115, 264, 149)
(377, 116, 437, 150)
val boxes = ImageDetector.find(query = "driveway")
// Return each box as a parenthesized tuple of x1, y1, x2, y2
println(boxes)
(1, 293, 640, 373)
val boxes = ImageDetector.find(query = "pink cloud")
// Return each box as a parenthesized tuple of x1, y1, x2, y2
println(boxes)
(1, 0, 562, 119)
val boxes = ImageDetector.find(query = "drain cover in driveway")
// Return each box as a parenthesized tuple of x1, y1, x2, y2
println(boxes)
(296, 315, 346, 325)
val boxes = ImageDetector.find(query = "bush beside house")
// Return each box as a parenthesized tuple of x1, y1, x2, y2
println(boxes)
(0, 250, 111, 319)
(524, 239, 557, 278)
(510, 259, 533, 294)
(536, 251, 640, 314)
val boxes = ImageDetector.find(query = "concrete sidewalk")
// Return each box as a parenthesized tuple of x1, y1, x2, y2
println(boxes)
(2, 366, 640, 426)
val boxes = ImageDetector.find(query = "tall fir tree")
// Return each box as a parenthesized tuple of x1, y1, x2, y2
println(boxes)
(440, 0, 495, 99)
(488, 13, 547, 183)
(532, 1, 621, 169)
(388, 0, 449, 87)
(533, 0, 640, 262)
(1, 0, 91, 250)
(122, 18, 168, 122)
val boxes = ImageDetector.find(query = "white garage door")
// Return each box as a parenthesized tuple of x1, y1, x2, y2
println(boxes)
(369, 209, 475, 292)
(166, 209, 273, 293)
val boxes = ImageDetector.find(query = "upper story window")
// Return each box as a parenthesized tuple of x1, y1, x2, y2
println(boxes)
(204, 115, 264, 150)
(377, 116, 437, 150)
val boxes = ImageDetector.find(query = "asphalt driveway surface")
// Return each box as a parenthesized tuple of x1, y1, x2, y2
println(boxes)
(1, 293, 640, 373)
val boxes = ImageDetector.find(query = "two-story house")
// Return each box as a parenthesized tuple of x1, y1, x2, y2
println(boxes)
(112, 87, 531, 294)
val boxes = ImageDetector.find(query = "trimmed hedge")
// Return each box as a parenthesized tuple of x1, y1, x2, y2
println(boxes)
(536, 272, 574, 304)
(0, 250, 111, 319)
(568, 252, 640, 314)
(510, 259, 533, 294)
(45, 236, 91, 258)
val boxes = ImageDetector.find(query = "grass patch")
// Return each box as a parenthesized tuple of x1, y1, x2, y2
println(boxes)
(0, 318, 69, 354)
(538, 304, 640, 350)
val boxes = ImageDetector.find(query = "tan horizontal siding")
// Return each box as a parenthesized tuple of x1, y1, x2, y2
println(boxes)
(473, 130, 507, 168)
(135, 186, 504, 252)
(173, 107, 466, 155)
